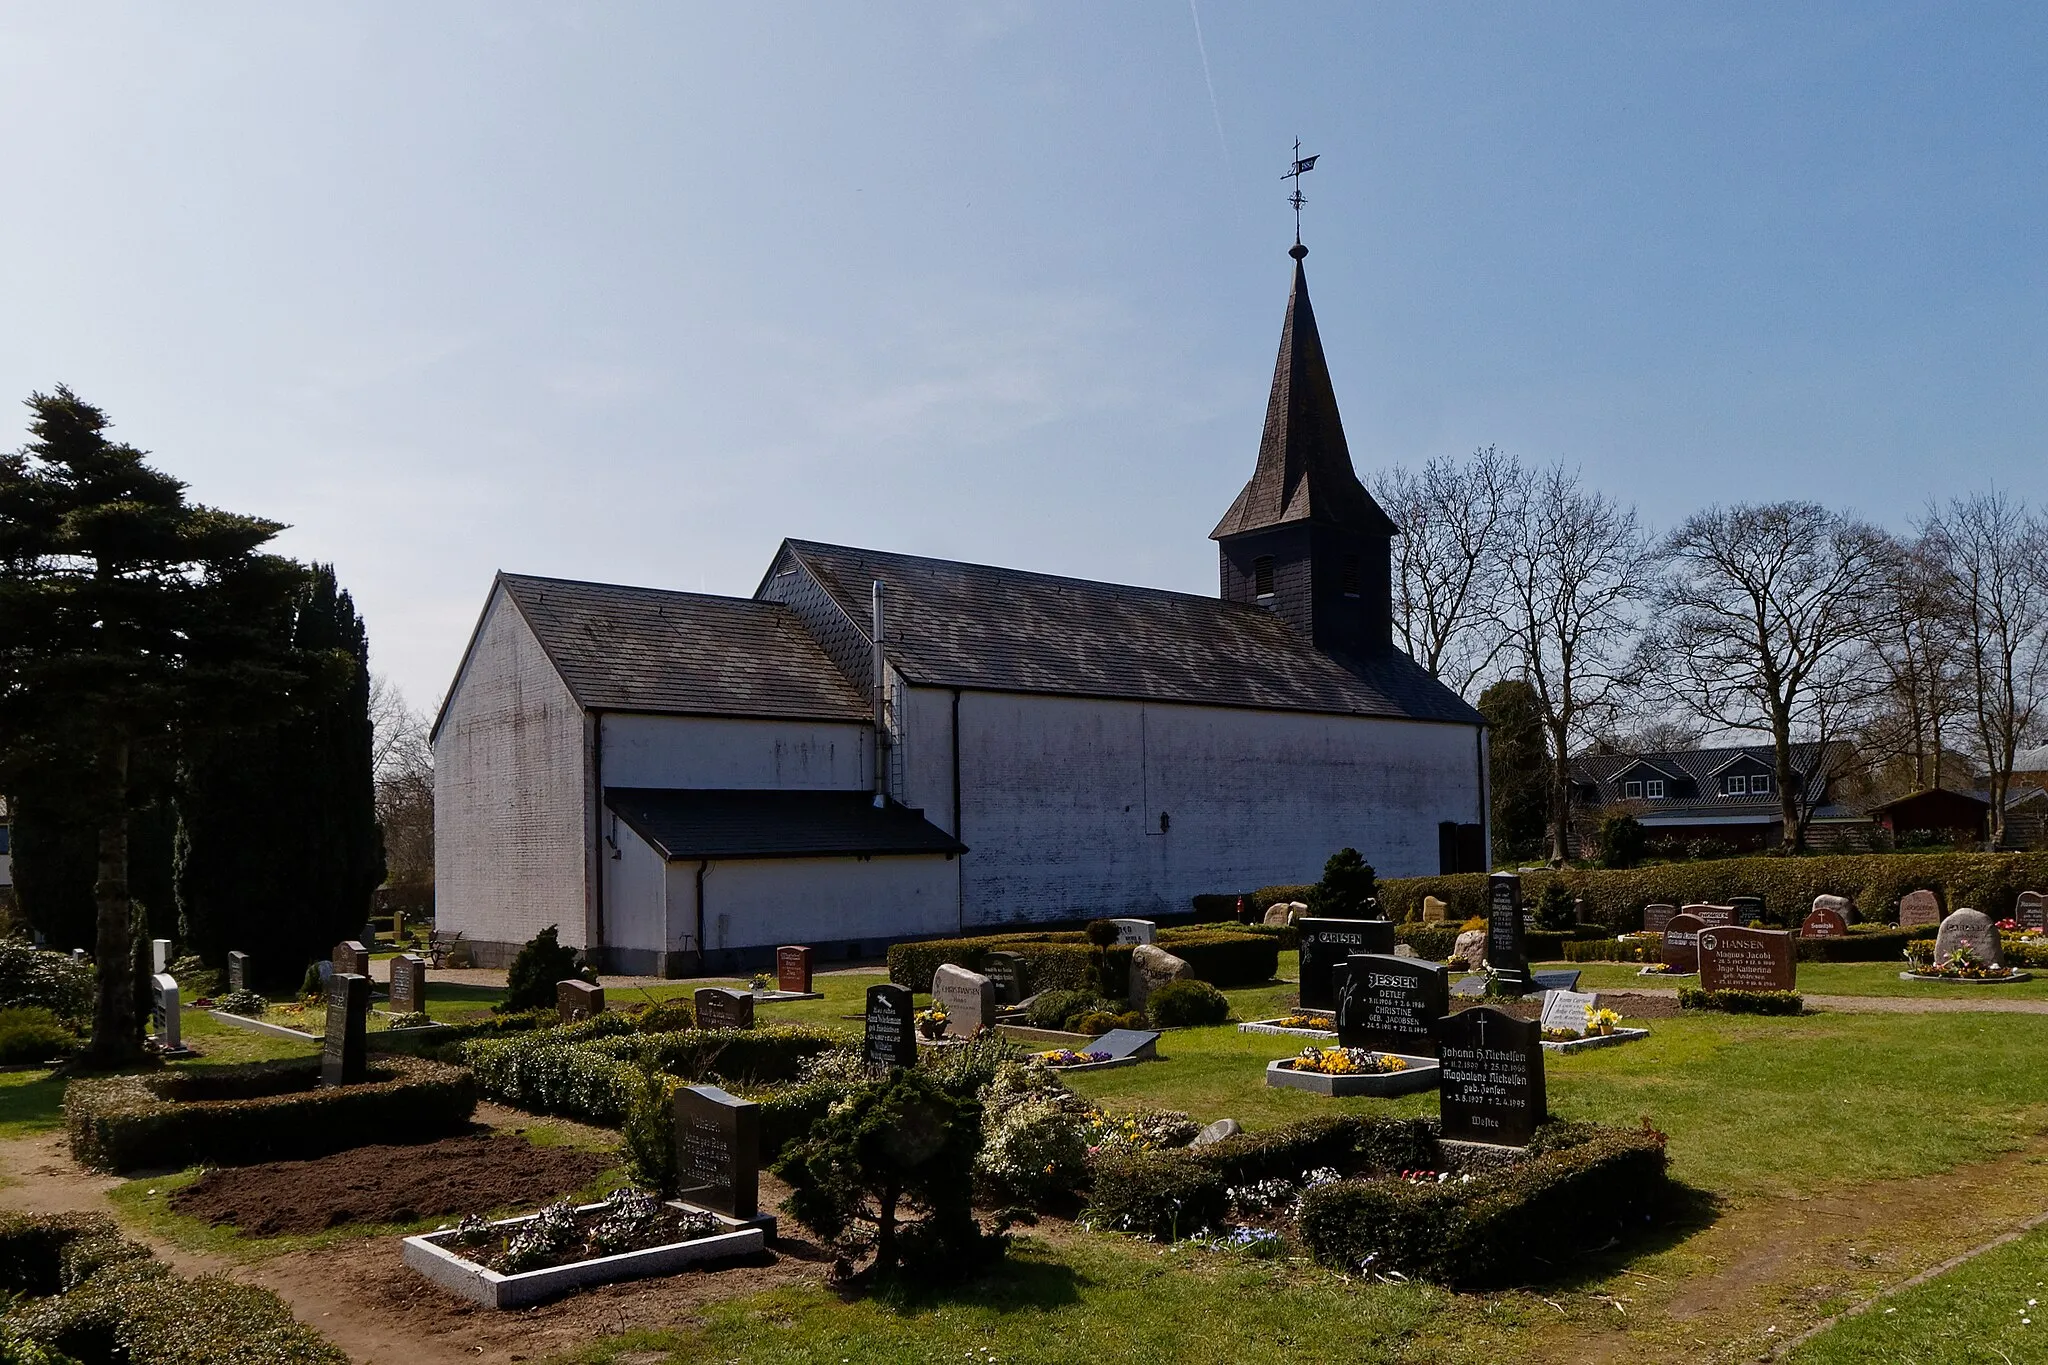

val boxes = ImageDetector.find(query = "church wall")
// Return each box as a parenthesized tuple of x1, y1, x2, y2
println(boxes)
(600, 713, 871, 791)
(948, 690, 1483, 925)
(601, 813, 670, 971)
(895, 682, 959, 834)
(434, 587, 595, 962)
(671, 854, 960, 971)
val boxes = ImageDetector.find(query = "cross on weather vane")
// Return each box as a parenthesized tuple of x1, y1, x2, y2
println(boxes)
(1284, 139, 1319, 246)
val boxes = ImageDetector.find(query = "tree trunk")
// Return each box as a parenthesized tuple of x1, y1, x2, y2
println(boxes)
(874, 1178, 900, 1276)
(1547, 719, 1572, 867)
(1771, 711, 1802, 854)
(86, 739, 144, 1068)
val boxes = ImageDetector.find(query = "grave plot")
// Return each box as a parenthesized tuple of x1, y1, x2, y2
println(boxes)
(1264, 1046, 1438, 1096)
(1900, 908, 2033, 983)
(1028, 1028, 1161, 1072)
(1536, 988, 1649, 1052)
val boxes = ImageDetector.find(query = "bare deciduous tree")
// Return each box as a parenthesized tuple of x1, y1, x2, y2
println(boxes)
(1504, 466, 1655, 865)
(1651, 502, 1897, 850)
(370, 676, 436, 886)
(1377, 445, 1524, 698)
(1863, 539, 1968, 794)
(1921, 492, 2048, 846)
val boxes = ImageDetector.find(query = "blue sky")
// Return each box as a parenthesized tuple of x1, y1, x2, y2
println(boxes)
(3, 3, 2043, 707)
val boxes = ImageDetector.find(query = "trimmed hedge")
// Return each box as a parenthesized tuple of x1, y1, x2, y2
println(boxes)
(0, 1212, 347, 1364)
(1564, 935, 1663, 963)
(1677, 988, 1804, 1015)
(1294, 1121, 1671, 1287)
(887, 927, 1279, 997)
(65, 1056, 476, 1174)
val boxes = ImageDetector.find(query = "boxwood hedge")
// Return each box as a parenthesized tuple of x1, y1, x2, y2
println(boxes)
(64, 1055, 476, 1174)
(1677, 988, 1804, 1015)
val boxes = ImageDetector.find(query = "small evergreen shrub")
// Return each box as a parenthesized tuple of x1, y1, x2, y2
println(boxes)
(1083, 920, 1120, 947)
(0, 940, 93, 1028)
(298, 963, 324, 999)
(1146, 980, 1229, 1028)
(1534, 881, 1577, 932)
(1024, 989, 1105, 1031)
(621, 1067, 682, 1194)
(1308, 848, 1378, 918)
(0, 1008, 77, 1066)
(624, 998, 695, 1033)
(498, 924, 591, 1014)
(1597, 813, 1647, 869)
(1678, 988, 1803, 1015)
(215, 990, 267, 1017)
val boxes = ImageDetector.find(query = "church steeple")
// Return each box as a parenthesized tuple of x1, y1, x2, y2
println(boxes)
(1212, 244, 1396, 656)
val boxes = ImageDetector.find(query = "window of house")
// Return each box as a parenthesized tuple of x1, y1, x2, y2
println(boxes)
(1646, 779, 1666, 799)
(1253, 556, 1275, 598)
(1726, 775, 1747, 796)
(1623, 780, 1643, 799)
(1341, 555, 1362, 598)
(1752, 773, 1771, 795)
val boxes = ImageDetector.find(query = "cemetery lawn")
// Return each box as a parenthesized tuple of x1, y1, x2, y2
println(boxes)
(0, 1069, 66, 1142)
(1563, 959, 2048, 1000)
(1785, 1219, 2048, 1363)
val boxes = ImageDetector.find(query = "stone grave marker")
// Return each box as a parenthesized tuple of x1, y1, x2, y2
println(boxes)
(1091, 1028, 1161, 1062)
(150, 973, 181, 1049)
(1687, 904, 1739, 929)
(1662, 912, 1705, 974)
(362, 921, 379, 947)
(1813, 894, 1854, 922)
(1642, 904, 1677, 935)
(2020, 891, 2047, 932)
(1422, 895, 1449, 924)
(1436, 1006, 1546, 1148)
(775, 946, 814, 995)
(334, 940, 369, 977)
(1539, 989, 1600, 1038)
(71, 949, 88, 965)
(1451, 928, 1486, 972)
(1934, 909, 2002, 968)
(1698, 926, 1796, 993)
(226, 951, 248, 994)
(1192, 1118, 1241, 1146)
(1296, 917, 1397, 1012)
(151, 939, 171, 974)
(671, 1084, 761, 1220)
(929, 965, 994, 1038)
(694, 986, 756, 1031)
(1129, 944, 1191, 1013)
(1729, 895, 1766, 925)
(388, 955, 427, 1014)
(558, 979, 604, 1022)
(1899, 889, 1942, 931)
(1486, 872, 1529, 990)
(1333, 953, 1449, 1057)
(1108, 919, 1156, 945)
(1530, 968, 1583, 992)
(863, 983, 916, 1070)
(983, 951, 1028, 1006)
(1801, 904, 1849, 939)
(321, 973, 369, 1086)
(392, 911, 406, 942)
(1261, 902, 1292, 928)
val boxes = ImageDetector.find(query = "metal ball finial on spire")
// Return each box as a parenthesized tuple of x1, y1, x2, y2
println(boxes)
(1284, 138, 1319, 252)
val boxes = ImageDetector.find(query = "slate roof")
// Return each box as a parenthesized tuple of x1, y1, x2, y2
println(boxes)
(1210, 250, 1397, 540)
(605, 788, 965, 860)
(774, 540, 1482, 724)
(497, 573, 869, 723)
(1570, 741, 1859, 821)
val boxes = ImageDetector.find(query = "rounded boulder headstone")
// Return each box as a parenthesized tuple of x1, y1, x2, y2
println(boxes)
(1899, 889, 1942, 931)
(1129, 944, 1192, 1013)
(1451, 929, 1487, 972)
(1191, 1118, 1241, 1147)
(1934, 908, 2002, 968)
(930, 964, 996, 1038)
(1422, 896, 1449, 924)
(1800, 905, 1849, 939)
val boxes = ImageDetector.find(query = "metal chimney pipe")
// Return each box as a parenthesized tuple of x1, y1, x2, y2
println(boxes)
(871, 580, 887, 807)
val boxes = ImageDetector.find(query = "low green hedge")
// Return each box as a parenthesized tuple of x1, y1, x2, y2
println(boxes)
(1677, 988, 1804, 1015)
(65, 1055, 476, 1174)
(1294, 1121, 1671, 1287)
(886, 927, 1279, 996)
(1798, 925, 1922, 963)
(1153, 928, 1280, 988)
(0, 1212, 346, 1363)
(1564, 935, 1662, 963)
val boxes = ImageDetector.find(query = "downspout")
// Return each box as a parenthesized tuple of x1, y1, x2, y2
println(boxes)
(695, 859, 709, 975)
(872, 580, 887, 807)
(592, 710, 606, 967)
(952, 687, 964, 934)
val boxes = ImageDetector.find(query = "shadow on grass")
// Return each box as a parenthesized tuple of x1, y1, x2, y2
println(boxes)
(835, 1239, 1086, 1318)
(0, 1072, 69, 1139)
(1525, 1177, 1723, 1293)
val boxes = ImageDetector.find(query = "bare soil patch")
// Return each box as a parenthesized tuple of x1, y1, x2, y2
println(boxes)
(1598, 991, 1683, 1020)
(170, 1132, 614, 1235)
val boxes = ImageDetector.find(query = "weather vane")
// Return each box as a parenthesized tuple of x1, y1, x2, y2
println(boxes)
(1284, 139, 1319, 247)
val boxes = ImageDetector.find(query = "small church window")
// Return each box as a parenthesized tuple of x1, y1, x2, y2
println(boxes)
(1341, 555, 1362, 598)
(1253, 556, 1275, 599)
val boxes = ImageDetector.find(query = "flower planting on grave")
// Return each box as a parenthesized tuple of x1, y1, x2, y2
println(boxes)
(1676, 987, 1804, 1015)
(0, 1212, 346, 1363)
(914, 1004, 949, 1039)
(1902, 940, 2020, 980)
(1033, 1047, 1111, 1067)
(440, 1188, 725, 1274)
(1280, 1046, 1410, 1077)
(64, 1054, 476, 1173)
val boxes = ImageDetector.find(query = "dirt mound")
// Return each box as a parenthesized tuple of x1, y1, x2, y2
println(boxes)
(171, 1132, 614, 1236)
(1597, 990, 1682, 1019)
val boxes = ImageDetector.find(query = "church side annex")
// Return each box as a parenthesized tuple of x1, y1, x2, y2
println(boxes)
(432, 245, 1488, 975)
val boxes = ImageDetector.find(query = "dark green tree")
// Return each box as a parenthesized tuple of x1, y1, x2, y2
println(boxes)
(0, 388, 303, 1064)
(1534, 878, 1577, 931)
(1308, 848, 1378, 919)
(498, 925, 590, 1014)
(1596, 812, 1648, 870)
(1479, 679, 1549, 863)
(175, 565, 384, 991)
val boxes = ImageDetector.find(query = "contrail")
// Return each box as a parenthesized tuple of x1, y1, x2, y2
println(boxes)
(1188, 0, 1234, 182)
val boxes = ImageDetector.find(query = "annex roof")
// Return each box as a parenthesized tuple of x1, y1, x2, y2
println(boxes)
(771, 539, 1481, 725)
(604, 787, 965, 861)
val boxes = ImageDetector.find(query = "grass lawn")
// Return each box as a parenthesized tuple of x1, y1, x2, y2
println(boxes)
(0, 1069, 68, 1142)
(1564, 958, 2048, 999)
(1787, 1220, 2048, 1363)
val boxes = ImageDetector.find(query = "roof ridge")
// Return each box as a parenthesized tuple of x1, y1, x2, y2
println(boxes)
(783, 538, 1269, 612)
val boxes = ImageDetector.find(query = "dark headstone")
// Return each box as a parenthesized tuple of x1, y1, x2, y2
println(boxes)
(362, 921, 379, 947)
(1899, 889, 1941, 931)
(1334, 953, 1449, 1057)
(1642, 904, 1677, 935)
(558, 979, 604, 1022)
(1530, 969, 1583, 992)
(671, 1084, 760, 1219)
(1436, 1005, 1546, 1148)
(1091, 1028, 1160, 1061)
(775, 946, 813, 995)
(1698, 926, 1796, 993)
(388, 955, 427, 1014)
(1486, 873, 1528, 989)
(226, 951, 248, 994)
(694, 986, 756, 1030)
(1800, 905, 1849, 939)
(320, 973, 369, 1086)
(864, 983, 916, 1070)
(1687, 904, 1738, 929)
(333, 940, 369, 977)
(1728, 895, 1766, 925)
(1662, 913, 1705, 974)
(984, 951, 1028, 1006)
(2020, 891, 2047, 932)
(1297, 918, 1397, 1012)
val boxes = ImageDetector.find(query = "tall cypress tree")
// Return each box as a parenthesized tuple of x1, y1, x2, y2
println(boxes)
(1480, 678, 1550, 865)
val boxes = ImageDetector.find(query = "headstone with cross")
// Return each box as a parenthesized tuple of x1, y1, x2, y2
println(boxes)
(1436, 1005, 1545, 1147)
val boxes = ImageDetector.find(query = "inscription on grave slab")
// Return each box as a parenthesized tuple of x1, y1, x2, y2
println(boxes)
(1662, 912, 1705, 974)
(1698, 926, 1796, 993)
(1934, 909, 2002, 968)
(1091, 1028, 1161, 1061)
(1899, 889, 1942, 930)
(1108, 919, 1156, 945)
(863, 983, 916, 1070)
(1539, 989, 1600, 1038)
(321, 973, 369, 1086)
(1334, 953, 1449, 1057)
(983, 951, 1028, 1006)
(1685, 904, 1738, 929)
(333, 940, 369, 977)
(1422, 896, 1449, 924)
(775, 946, 813, 995)
(929, 965, 995, 1037)
(558, 979, 604, 1022)
(388, 956, 427, 1015)
(1437, 1006, 1545, 1147)
(1297, 918, 1397, 1013)
(1486, 872, 1528, 988)
(2020, 891, 2047, 932)
(226, 951, 248, 994)
(1642, 904, 1677, 935)
(1800, 905, 1849, 939)
(672, 1084, 760, 1219)
(150, 973, 181, 1049)
(1728, 895, 1766, 924)
(694, 987, 755, 1030)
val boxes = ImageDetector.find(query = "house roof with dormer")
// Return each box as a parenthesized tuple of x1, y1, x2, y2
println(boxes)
(1570, 741, 1860, 824)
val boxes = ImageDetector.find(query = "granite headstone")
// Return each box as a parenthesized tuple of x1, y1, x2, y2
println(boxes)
(1800, 905, 1849, 939)
(226, 951, 248, 994)
(863, 983, 916, 1070)
(1436, 1006, 1546, 1148)
(1129, 944, 1192, 1013)
(694, 986, 755, 1030)
(1296, 917, 1397, 1012)
(1729, 895, 1766, 925)
(1108, 919, 1156, 945)
(388, 955, 427, 1014)
(1698, 926, 1796, 993)
(775, 945, 814, 995)
(333, 940, 369, 977)
(1686, 904, 1739, 929)
(1333, 953, 1449, 1057)
(671, 1084, 760, 1219)
(929, 964, 995, 1037)
(1486, 872, 1529, 989)
(1642, 904, 1677, 935)
(1934, 909, 2002, 968)
(150, 973, 181, 1049)
(320, 973, 369, 1086)
(983, 951, 1028, 1006)
(1812, 894, 1855, 924)
(1091, 1028, 1160, 1061)
(1899, 889, 1942, 931)
(558, 979, 604, 1022)
(2020, 891, 2047, 932)
(1662, 912, 1705, 974)
(1422, 895, 1449, 924)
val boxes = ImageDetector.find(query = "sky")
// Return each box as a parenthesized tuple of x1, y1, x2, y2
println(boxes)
(3, 3, 2044, 710)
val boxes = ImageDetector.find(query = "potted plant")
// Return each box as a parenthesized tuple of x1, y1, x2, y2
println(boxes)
(914, 1004, 949, 1039)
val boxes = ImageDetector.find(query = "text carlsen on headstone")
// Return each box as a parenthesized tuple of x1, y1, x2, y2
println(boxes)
(1296, 918, 1397, 1014)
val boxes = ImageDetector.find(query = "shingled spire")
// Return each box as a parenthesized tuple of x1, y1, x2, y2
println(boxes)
(1212, 245, 1396, 656)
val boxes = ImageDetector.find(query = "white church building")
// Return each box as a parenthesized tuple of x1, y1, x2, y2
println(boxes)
(433, 244, 1489, 975)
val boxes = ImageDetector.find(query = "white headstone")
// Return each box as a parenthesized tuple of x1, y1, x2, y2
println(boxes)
(930, 964, 996, 1038)
(1539, 989, 1600, 1038)
(151, 939, 171, 974)
(1108, 919, 1156, 945)
(150, 973, 180, 1049)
